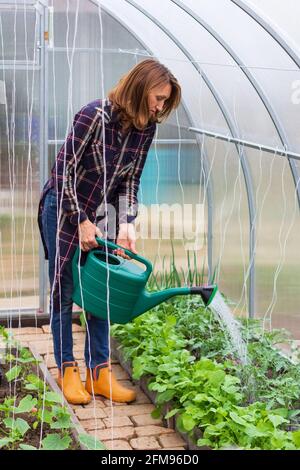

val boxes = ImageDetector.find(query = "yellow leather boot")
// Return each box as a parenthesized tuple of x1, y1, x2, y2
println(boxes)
(85, 364, 136, 403)
(57, 361, 91, 405)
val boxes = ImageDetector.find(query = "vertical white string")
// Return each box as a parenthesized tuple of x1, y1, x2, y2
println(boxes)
(175, 107, 188, 286)
(0, 12, 10, 327)
(10, 0, 18, 425)
(152, 126, 161, 281)
(262, 154, 297, 332)
(196, 71, 207, 281)
(97, 0, 115, 448)
(233, 86, 248, 314)
(215, 140, 231, 284)
(19, 0, 38, 323)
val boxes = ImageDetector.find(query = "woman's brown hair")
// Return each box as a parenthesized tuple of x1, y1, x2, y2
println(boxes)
(108, 59, 181, 130)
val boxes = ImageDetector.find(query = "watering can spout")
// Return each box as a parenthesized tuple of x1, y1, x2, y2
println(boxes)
(190, 285, 217, 306)
(133, 287, 190, 318)
(132, 285, 217, 319)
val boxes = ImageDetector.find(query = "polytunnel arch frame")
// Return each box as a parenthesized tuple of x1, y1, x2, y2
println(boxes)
(41, 0, 216, 317)
(0, 0, 299, 323)
(233, 0, 300, 69)
(31, 0, 300, 321)
(119, 0, 257, 316)
(171, 0, 300, 211)
(0, 0, 255, 317)
(0, 0, 216, 318)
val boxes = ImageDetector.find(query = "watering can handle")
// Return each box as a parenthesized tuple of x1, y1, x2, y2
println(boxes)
(95, 237, 152, 278)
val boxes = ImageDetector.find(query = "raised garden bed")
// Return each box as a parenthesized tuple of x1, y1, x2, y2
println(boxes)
(111, 296, 300, 451)
(111, 336, 207, 450)
(0, 327, 105, 451)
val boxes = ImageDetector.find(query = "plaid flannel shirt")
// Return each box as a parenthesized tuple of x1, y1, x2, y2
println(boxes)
(38, 99, 156, 280)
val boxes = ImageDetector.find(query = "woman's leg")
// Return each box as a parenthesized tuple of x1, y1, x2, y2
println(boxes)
(83, 225, 136, 402)
(84, 315, 109, 369)
(51, 262, 75, 369)
(42, 190, 74, 370)
(84, 215, 110, 369)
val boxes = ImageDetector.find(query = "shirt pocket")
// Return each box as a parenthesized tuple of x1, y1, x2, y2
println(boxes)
(117, 149, 137, 177)
(117, 161, 134, 179)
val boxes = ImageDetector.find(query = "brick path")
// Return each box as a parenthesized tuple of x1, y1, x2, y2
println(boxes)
(11, 325, 186, 450)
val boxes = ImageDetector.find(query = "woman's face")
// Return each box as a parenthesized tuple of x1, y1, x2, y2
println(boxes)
(148, 82, 172, 118)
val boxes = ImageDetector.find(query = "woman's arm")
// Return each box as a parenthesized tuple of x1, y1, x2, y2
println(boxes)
(117, 127, 156, 225)
(115, 127, 156, 256)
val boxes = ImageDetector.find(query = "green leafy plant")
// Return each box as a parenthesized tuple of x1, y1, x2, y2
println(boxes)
(0, 327, 101, 450)
(78, 433, 106, 450)
(112, 293, 300, 450)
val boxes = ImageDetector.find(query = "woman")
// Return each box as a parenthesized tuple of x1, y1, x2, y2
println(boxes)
(38, 59, 181, 405)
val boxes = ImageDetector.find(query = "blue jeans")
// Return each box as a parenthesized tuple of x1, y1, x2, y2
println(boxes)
(42, 188, 109, 370)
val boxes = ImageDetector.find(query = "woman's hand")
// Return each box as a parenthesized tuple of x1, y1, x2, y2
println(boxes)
(79, 219, 102, 251)
(115, 223, 137, 259)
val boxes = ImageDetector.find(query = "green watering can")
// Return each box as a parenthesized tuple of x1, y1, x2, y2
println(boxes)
(72, 237, 217, 324)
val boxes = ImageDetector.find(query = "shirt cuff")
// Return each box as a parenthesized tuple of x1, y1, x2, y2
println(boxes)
(69, 210, 88, 226)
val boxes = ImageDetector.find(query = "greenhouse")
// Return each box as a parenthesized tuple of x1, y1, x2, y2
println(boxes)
(0, 0, 299, 452)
